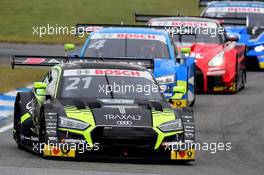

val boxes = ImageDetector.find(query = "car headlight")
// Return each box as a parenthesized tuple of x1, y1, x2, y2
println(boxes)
(159, 119, 183, 132)
(156, 74, 175, 84)
(254, 45, 264, 52)
(59, 116, 89, 130)
(208, 52, 224, 66)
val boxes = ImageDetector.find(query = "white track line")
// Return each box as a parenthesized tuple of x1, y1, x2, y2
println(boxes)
(0, 123, 13, 133)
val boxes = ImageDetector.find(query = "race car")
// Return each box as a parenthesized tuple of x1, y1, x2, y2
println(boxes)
(134, 14, 246, 93)
(201, 1, 264, 69)
(67, 24, 196, 107)
(12, 56, 195, 161)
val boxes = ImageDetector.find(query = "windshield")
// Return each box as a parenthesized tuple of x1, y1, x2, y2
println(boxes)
(172, 27, 223, 44)
(60, 69, 163, 100)
(204, 7, 264, 27)
(84, 33, 170, 59)
(172, 30, 222, 44)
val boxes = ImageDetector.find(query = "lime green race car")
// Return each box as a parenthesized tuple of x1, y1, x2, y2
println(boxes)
(12, 56, 195, 161)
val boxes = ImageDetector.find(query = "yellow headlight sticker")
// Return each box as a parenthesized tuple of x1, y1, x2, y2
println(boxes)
(259, 62, 264, 69)
(43, 144, 75, 157)
(171, 149, 195, 160)
(170, 99, 187, 108)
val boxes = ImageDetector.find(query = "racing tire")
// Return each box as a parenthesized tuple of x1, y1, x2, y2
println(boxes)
(240, 71, 246, 90)
(232, 59, 239, 94)
(13, 93, 31, 149)
(13, 98, 22, 149)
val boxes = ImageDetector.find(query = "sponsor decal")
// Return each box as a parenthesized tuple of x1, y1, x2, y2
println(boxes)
(171, 100, 187, 108)
(103, 106, 143, 126)
(95, 69, 141, 77)
(26, 99, 35, 115)
(206, 7, 264, 13)
(23, 58, 46, 64)
(91, 33, 167, 43)
(116, 120, 132, 126)
(43, 145, 75, 157)
(118, 106, 126, 114)
(151, 21, 217, 28)
(63, 69, 147, 77)
(170, 149, 195, 160)
(104, 114, 142, 121)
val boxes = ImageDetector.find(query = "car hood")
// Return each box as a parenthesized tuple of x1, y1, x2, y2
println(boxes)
(92, 105, 152, 127)
(60, 98, 174, 127)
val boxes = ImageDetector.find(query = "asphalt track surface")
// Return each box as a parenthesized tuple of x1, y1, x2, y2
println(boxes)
(0, 43, 264, 175)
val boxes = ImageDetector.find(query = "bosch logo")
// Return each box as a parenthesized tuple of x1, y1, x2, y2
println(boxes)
(116, 121, 132, 126)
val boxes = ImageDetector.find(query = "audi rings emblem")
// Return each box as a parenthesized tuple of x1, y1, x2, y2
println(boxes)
(116, 121, 132, 125)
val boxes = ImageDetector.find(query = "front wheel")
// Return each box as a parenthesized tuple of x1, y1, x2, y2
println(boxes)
(13, 99, 22, 149)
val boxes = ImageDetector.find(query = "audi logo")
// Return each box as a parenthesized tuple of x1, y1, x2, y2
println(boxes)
(116, 121, 132, 126)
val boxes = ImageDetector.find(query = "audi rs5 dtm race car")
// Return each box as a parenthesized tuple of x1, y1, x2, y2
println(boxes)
(67, 24, 196, 107)
(12, 57, 195, 161)
(201, 1, 264, 69)
(134, 14, 246, 93)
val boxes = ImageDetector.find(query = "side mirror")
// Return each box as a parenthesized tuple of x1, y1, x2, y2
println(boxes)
(34, 82, 47, 96)
(64, 44, 75, 52)
(173, 86, 185, 94)
(181, 48, 191, 55)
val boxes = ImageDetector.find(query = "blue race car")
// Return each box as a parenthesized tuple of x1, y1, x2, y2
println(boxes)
(201, 1, 264, 69)
(67, 25, 196, 107)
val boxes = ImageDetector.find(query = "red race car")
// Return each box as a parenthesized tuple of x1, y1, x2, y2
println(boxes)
(135, 14, 246, 93)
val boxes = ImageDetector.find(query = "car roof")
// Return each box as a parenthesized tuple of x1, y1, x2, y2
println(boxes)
(59, 62, 147, 71)
(150, 17, 219, 24)
(208, 1, 264, 7)
(95, 27, 167, 35)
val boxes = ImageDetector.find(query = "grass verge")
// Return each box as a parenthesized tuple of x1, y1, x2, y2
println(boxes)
(0, 66, 47, 93)
(0, 0, 201, 44)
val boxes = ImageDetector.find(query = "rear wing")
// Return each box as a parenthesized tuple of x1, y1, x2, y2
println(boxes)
(134, 13, 181, 23)
(11, 55, 70, 69)
(76, 23, 200, 38)
(11, 55, 154, 69)
(134, 13, 248, 27)
(198, 0, 216, 7)
(75, 23, 157, 35)
(75, 23, 182, 36)
(205, 16, 248, 27)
